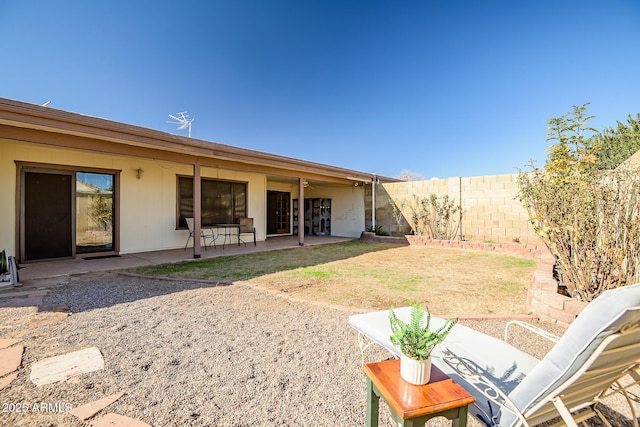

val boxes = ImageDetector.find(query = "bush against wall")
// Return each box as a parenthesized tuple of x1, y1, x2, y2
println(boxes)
(518, 104, 640, 302)
(395, 194, 462, 240)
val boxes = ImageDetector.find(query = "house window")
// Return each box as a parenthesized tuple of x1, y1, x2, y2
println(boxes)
(177, 176, 247, 228)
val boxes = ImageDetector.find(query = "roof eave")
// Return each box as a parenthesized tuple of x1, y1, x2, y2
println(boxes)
(0, 97, 398, 183)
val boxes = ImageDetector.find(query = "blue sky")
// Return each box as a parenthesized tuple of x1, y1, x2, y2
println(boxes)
(1, 1, 639, 179)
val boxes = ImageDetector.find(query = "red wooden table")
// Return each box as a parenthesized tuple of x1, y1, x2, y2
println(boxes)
(363, 359, 475, 426)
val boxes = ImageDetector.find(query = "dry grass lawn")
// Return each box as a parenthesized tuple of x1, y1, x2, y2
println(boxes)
(245, 245, 536, 315)
(130, 241, 537, 316)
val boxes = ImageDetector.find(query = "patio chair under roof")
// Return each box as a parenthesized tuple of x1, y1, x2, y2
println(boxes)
(184, 218, 217, 250)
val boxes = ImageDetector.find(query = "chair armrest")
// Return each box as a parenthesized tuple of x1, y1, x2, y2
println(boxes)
(504, 320, 561, 344)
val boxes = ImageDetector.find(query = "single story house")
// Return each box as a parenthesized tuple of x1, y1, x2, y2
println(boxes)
(0, 98, 396, 263)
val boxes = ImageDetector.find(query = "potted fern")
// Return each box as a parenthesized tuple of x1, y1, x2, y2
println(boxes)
(389, 302, 458, 385)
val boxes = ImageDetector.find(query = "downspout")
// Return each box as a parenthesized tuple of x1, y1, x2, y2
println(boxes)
(371, 175, 377, 228)
(298, 177, 305, 246)
(193, 159, 202, 258)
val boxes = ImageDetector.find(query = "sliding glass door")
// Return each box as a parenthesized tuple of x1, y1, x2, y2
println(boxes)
(21, 167, 116, 261)
(76, 172, 114, 254)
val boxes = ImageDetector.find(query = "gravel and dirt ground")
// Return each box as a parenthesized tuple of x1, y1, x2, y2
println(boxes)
(0, 272, 638, 426)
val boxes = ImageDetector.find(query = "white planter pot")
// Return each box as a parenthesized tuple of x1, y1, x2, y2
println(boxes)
(400, 354, 431, 385)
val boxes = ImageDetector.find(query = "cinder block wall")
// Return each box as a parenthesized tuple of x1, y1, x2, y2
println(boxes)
(368, 174, 542, 245)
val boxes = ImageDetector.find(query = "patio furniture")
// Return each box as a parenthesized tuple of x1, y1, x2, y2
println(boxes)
(364, 359, 475, 427)
(0, 249, 20, 287)
(348, 283, 640, 427)
(184, 218, 217, 250)
(213, 223, 240, 249)
(238, 217, 256, 246)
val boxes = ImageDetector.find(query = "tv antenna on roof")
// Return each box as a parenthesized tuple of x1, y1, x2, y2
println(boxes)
(167, 111, 194, 137)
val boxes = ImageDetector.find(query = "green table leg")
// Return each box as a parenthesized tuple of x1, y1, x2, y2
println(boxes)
(452, 405, 468, 427)
(392, 405, 470, 427)
(366, 377, 379, 427)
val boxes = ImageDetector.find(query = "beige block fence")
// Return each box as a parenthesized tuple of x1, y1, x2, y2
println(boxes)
(369, 173, 542, 245)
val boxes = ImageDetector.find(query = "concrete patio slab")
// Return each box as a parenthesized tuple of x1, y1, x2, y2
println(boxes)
(0, 296, 45, 307)
(15, 235, 352, 283)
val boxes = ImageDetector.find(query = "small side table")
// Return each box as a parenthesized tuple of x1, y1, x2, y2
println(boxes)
(363, 359, 475, 427)
(214, 224, 241, 248)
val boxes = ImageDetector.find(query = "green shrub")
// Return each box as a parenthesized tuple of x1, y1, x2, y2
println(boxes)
(518, 104, 640, 301)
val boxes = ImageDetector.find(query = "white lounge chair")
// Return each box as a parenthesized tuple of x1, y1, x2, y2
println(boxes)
(348, 283, 640, 427)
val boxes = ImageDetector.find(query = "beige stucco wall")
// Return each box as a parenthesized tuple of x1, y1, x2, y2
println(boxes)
(303, 184, 365, 238)
(0, 139, 268, 256)
(0, 140, 20, 255)
(264, 182, 365, 238)
(2, 139, 366, 258)
(376, 174, 542, 245)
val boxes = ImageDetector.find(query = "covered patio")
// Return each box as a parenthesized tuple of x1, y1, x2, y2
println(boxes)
(1, 98, 396, 268)
(11, 235, 354, 284)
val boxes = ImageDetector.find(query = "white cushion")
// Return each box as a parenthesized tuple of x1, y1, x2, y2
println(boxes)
(501, 283, 640, 427)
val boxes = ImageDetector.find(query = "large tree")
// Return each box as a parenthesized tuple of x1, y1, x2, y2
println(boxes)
(518, 104, 640, 302)
(591, 113, 640, 170)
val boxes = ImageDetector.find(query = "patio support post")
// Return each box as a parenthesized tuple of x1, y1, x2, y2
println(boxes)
(193, 159, 202, 258)
(298, 177, 305, 246)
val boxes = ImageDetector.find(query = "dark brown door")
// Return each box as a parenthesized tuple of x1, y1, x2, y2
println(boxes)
(267, 191, 290, 235)
(24, 172, 73, 260)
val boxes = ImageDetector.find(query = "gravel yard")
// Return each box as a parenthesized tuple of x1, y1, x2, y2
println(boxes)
(0, 272, 638, 426)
